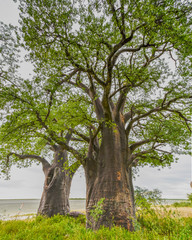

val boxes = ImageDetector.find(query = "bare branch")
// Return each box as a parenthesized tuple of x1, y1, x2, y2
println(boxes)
(109, 85, 128, 99)
(7, 152, 51, 171)
(57, 68, 81, 87)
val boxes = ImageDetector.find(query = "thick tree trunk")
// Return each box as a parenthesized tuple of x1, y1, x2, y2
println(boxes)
(37, 148, 74, 217)
(37, 164, 72, 217)
(84, 125, 135, 230)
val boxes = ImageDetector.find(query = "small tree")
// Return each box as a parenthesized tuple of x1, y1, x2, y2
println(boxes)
(134, 186, 162, 207)
(187, 193, 192, 203)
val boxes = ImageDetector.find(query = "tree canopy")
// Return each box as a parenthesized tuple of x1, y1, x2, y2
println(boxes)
(13, 0, 192, 166)
(0, 0, 192, 230)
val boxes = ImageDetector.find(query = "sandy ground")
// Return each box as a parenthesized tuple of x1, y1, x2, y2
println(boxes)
(152, 206, 192, 218)
(164, 207, 192, 217)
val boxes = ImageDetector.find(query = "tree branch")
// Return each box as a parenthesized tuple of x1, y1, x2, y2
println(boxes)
(126, 95, 192, 136)
(44, 91, 54, 122)
(7, 152, 51, 172)
(130, 139, 152, 153)
(69, 128, 90, 143)
(166, 108, 192, 132)
(111, 42, 156, 66)
(88, 74, 104, 120)
(57, 68, 80, 87)
(107, 0, 126, 39)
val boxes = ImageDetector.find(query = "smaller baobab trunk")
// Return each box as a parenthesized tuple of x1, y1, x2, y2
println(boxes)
(37, 145, 79, 217)
(6, 134, 80, 218)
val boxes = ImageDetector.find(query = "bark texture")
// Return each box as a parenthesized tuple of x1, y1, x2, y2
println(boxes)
(84, 124, 135, 230)
(37, 147, 75, 217)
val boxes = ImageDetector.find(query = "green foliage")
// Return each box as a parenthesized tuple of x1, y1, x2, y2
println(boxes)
(136, 204, 192, 239)
(169, 194, 192, 207)
(15, 0, 192, 169)
(0, 212, 192, 239)
(172, 201, 192, 208)
(1, 0, 192, 178)
(187, 193, 192, 203)
(90, 198, 105, 223)
(134, 186, 162, 208)
(0, 22, 19, 78)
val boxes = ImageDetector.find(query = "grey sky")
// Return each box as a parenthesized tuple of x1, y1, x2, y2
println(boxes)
(0, 0, 191, 200)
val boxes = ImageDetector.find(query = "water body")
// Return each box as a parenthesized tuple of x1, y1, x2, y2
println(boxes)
(0, 199, 86, 219)
(0, 199, 186, 220)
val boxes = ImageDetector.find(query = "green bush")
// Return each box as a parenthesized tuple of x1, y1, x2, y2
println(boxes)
(187, 193, 192, 203)
(172, 201, 192, 207)
(134, 186, 162, 208)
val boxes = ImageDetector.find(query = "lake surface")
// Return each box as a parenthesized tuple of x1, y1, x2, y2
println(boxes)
(0, 199, 187, 220)
(0, 199, 86, 219)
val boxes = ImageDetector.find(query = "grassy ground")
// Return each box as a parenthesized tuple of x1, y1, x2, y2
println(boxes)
(0, 207, 192, 240)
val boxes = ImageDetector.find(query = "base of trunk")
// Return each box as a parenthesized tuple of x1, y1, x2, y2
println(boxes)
(86, 198, 135, 231)
(85, 167, 135, 231)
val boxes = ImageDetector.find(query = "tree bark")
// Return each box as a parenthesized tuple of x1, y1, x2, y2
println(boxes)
(84, 124, 135, 230)
(37, 148, 74, 217)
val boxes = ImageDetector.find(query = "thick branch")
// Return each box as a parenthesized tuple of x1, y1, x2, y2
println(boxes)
(124, 111, 132, 123)
(64, 131, 73, 144)
(69, 128, 90, 143)
(44, 91, 54, 122)
(88, 68, 106, 87)
(88, 74, 104, 120)
(115, 85, 130, 113)
(112, 42, 156, 66)
(57, 68, 80, 87)
(130, 139, 152, 153)
(7, 152, 51, 171)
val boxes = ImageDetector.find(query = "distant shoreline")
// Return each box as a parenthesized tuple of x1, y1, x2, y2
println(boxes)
(0, 198, 86, 200)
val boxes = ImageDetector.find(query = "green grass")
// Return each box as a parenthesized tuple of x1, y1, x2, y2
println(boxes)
(171, 201, 192, 207)
(0, 210, 192, 240)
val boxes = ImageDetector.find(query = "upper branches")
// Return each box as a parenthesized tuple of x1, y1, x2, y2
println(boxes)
(126, 94, 192, 137)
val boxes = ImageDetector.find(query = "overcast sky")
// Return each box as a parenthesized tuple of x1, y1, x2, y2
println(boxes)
(0, 0, 191, 200)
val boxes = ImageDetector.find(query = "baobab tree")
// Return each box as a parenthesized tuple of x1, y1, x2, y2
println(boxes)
(4, 133, 80, 217)
(0, 80, 81, 216)
(0, 24, 83, 215)
(3, 0, 192, 231)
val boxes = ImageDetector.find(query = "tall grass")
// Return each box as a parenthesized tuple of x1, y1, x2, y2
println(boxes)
(0, 208, 192, 240)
